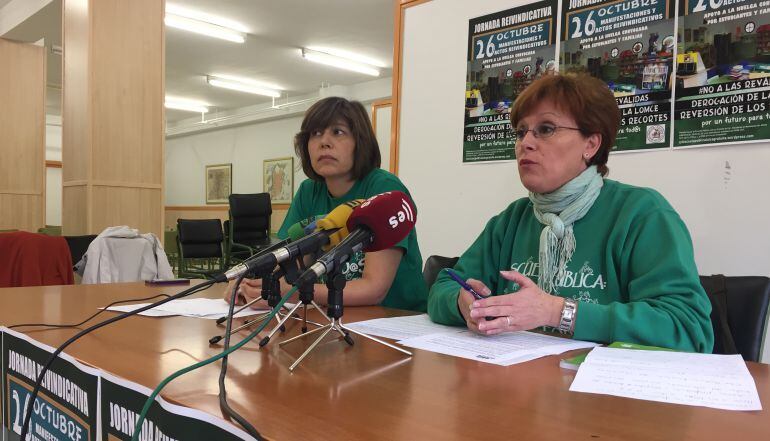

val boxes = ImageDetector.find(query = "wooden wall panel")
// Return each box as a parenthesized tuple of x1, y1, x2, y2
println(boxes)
(62, 0, 164, 237)
(0, 195, 44, 231)
(62, 185, 87, 235)
(91, 0, 163, 185)
(62, 0, 90, 183)
(92, 187, 162, 235)
(0, 38, 46, 232)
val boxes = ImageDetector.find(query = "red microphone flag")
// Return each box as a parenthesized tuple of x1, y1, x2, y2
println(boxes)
(346, 191, 416, 252)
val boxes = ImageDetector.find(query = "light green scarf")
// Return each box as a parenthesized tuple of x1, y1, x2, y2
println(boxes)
(529, 165, 603, 294)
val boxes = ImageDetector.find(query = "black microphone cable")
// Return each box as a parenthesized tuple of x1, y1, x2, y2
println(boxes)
(130, 286, 298, 441)
(8, 293, 172, 329)
(18, 278, 217, 440)
(217, 272, 263, 440)
(17, 240, 293, 439)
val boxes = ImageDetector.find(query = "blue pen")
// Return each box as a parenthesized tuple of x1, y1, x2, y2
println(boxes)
(444, 268, 495, 321)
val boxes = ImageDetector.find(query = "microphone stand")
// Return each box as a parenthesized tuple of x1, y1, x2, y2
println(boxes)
(279, 266, 412, 372)
(209, 268, 291, 345)
(258, 255, 328, 347)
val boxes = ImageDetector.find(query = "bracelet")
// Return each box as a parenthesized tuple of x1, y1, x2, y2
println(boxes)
(558, 298, 578, 334)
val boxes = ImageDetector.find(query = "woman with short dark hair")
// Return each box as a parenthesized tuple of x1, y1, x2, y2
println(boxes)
(428, 74, 713, 352)
(225, 97, 428, 312)
(294, 96, 382, 182)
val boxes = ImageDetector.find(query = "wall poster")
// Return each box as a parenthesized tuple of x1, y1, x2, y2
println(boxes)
(674, 0, 770, 147)
(463, 0, 559, 162)
(263, 157, 294, 204)
(561, 0, 677, 151)
(205, 163, 232, 205)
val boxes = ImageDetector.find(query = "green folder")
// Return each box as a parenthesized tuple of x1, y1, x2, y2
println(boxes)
(559, 342, 674, 371)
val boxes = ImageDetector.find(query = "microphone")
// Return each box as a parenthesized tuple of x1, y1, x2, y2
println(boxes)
(221, 201, 360, 281)
(286, 216, 322, 241)
(222, 230, 336, 281)
(315, 199, 364, 250)
(296, 191, 416, 285)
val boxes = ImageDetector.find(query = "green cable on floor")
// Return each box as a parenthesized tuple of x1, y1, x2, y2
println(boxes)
(130, 285, 298, 441)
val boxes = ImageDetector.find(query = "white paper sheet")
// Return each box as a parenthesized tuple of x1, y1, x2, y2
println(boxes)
(345, 314, 456, 341)
(569, 347, 762, 411)
(105, 298, 268, 319)
(399, 330, 599, 366)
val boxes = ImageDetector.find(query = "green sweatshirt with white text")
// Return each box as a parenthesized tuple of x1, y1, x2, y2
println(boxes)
(428, 179, 714, 353)
(278, 168, 428, 312)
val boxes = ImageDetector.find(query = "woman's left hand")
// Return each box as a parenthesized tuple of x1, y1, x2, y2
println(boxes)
(469, 270, 565, 335)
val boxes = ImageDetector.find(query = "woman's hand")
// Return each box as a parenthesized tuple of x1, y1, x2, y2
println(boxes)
(469, 270, 564, 335)
(458, 278, 492, 334)
(222, 278, 269, 309)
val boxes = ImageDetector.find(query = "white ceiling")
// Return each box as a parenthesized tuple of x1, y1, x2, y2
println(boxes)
(2, 0, 394, 122)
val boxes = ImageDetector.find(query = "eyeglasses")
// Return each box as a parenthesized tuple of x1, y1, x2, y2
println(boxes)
(509, 123, 583, 141)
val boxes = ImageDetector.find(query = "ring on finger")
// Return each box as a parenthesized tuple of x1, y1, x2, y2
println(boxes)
(506, 316, 512, 327)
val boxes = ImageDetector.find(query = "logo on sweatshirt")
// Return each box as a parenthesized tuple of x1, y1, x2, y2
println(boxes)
(339, 251, 365, 280)
(508, 258, 606, 295)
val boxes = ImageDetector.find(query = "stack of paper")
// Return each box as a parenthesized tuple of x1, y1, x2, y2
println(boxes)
(569, 347, 762, 411)
(345, 314, 598, 366)
(105, 298, 268, 319)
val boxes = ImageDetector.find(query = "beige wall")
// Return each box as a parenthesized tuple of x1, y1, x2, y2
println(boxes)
(0, 38, 46, 232)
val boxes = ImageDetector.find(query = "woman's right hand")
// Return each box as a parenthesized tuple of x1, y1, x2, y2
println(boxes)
(457, 278, 491, 334)
(222, 278, 267, 309)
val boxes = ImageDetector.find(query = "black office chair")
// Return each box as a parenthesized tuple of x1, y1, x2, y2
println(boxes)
(177, 219, 225, 279)
(226, 193, 273, 265)
(63, 234, 98, 269)
(423, 255, 460, 288)
(700, 275, 770, 362)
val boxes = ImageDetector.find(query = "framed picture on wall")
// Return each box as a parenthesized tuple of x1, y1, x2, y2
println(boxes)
(263, 157, 293, 204)
(205, 163, 232, 204)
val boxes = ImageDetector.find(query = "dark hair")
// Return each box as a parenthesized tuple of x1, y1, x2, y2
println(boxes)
(294, 97, 381, 181)
(510, 73, 620, 176)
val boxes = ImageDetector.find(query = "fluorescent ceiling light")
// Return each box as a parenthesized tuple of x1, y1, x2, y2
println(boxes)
(165, 5, 247, 43)
(165, 97, 209, 113)
(166, 4, 249, 32)
(306, 46, 387, 68)
(301, 48, 381, 76)
(206, 75, 282, 98)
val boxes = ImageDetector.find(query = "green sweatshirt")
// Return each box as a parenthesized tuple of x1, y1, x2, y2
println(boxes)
(278, 168, 428, 312)
(428, 179, 714, 353)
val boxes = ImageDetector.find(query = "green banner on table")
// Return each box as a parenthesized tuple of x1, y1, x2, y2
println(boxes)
(1, 327, 100, 441)
(561, 0, 676, 151)
(463, 0, 558, 162)
(101, 372, 253, 440)
(674, 0, 770, 147)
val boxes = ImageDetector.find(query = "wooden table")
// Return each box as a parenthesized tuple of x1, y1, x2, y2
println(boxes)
(1, 282, 768, 440)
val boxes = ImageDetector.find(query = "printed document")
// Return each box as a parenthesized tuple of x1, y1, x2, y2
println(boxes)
(570, 347, 762, 411)
(105, 298, 268, 319)
(348, 314, 598, 365)
(399, 330, 599, 366)
(345, 314, 456, 341)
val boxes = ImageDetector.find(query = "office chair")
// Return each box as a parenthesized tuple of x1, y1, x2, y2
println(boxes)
(423, 255, 460, 288)
(700, 275, 770, 362)
(164, 229, 179, 276)
(226, 193, 273, 265)
(177, 219, 225, 279)
(63, 234, 98, 268)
